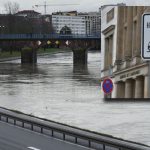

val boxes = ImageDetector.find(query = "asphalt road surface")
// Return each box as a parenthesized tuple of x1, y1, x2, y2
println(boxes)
(0, 122, 91, 150)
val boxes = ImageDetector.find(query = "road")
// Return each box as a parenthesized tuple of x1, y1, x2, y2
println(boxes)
(0, 122, 91, 150)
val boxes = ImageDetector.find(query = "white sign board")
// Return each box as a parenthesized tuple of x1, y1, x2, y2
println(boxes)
(142, 14, 150, 59)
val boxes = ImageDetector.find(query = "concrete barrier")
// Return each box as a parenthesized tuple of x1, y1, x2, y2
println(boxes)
(0, 107, 149, 150)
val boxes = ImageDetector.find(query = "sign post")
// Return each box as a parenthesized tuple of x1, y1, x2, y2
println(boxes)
(141, 14, 150, 59)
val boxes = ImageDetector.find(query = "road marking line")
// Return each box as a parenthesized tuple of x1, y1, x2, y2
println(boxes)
(27, 147, 41, 150)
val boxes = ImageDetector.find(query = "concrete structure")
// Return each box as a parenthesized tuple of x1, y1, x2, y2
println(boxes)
(52, 13, 86, 35)
(101, 6, 150, 98)
(21, 47, 37, 64)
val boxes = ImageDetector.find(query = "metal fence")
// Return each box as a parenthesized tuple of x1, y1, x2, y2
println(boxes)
(0, 109, 149, 150)
(0, 34, 100, 40)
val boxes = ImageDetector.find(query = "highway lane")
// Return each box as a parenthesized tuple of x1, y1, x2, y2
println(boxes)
(0, 122, 91, 150)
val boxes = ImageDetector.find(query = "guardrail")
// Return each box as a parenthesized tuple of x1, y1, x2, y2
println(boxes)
(0, 108, 149, 150)
(0, 34, 100, 40)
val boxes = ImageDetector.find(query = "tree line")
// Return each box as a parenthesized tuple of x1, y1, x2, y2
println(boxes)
(0, 1, 54, 34)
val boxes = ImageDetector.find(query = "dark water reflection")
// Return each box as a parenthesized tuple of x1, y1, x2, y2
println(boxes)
(0, 51, 150, 145)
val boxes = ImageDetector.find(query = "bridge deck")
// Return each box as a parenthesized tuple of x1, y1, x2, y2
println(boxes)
(0, 34, 100, 40)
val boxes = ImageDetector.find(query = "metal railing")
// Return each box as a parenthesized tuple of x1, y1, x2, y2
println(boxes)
(0, 34, 100, 40)
(0, 109, 149, 150)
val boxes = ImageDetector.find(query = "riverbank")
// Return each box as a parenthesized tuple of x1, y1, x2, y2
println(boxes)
(0, 48, 70, 62)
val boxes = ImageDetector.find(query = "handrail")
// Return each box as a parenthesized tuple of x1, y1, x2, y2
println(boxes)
(0, 108, 149, 150)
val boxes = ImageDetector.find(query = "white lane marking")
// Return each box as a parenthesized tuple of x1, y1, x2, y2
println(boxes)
(27, 147, 41, 150)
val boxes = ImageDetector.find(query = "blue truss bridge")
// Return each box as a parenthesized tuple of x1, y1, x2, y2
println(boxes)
(0, 34, 100, 40)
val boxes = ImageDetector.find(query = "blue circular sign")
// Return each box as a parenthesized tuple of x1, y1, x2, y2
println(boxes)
(102, 78, 113, 94)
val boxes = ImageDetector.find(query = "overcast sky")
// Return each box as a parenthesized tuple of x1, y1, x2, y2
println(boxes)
(0, 0, 150, 14)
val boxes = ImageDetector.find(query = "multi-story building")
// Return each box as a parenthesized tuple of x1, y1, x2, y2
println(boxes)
(15, 10, 41, 18)
(101, 6, 150, 98)
(78, 12, 101, 35)
(52, 11, 77, 16)
(52, 11, 100, 35)
(52, 12, 86, 35)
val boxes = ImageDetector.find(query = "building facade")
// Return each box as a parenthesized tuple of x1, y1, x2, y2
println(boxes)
(52, 13, 86, 35)
(52, 11, 100, 35)
(101, 6, 118, 98)
(101, 6, 150, 98)
(78, 12, 101, 35)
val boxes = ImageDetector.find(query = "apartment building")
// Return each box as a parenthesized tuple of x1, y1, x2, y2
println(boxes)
(52, 11, 100, 35)
(52, 12, 86, 35)
(78, 12, 101, 35)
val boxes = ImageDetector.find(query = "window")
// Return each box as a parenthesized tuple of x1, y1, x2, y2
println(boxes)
(104, 35, 113, 69)
(132, 21, 137, 56)
(107, 9, 114, 23)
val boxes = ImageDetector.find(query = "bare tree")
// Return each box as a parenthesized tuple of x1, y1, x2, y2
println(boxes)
(4, 1, 19, 14)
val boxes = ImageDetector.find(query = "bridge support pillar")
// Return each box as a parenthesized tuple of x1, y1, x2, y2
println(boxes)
(21, 47, 37, 64)
(73, 49, 87, 65)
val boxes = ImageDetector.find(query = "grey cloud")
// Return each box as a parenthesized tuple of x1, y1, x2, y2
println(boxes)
(1, 0, 150, 14)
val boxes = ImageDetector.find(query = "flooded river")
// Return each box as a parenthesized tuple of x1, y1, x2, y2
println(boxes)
(0, 51, 150, 145)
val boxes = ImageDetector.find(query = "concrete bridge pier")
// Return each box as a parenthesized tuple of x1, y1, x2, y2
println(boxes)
(95, 40, 101, 50)
(90, 40, 100, 50)
(21, 42, 38, 64)
(73, 62, 88, 75)
(71, 40, 89, 66)
(73, 49, 87, 65)
(21, 47, 37, 64)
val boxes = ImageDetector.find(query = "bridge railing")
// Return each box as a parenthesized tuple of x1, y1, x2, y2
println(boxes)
(0, 107, 149, 150)
(0, 34, 100, 40)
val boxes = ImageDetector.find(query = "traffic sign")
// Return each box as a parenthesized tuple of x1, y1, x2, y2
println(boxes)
(37, 40, 41, 46)
(65, 40, 71, 46)
(55, 41, 60, 45)
(141, 13, 150, 59)
(102, 78, 113, 94)
(47, 40, 51, 45)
